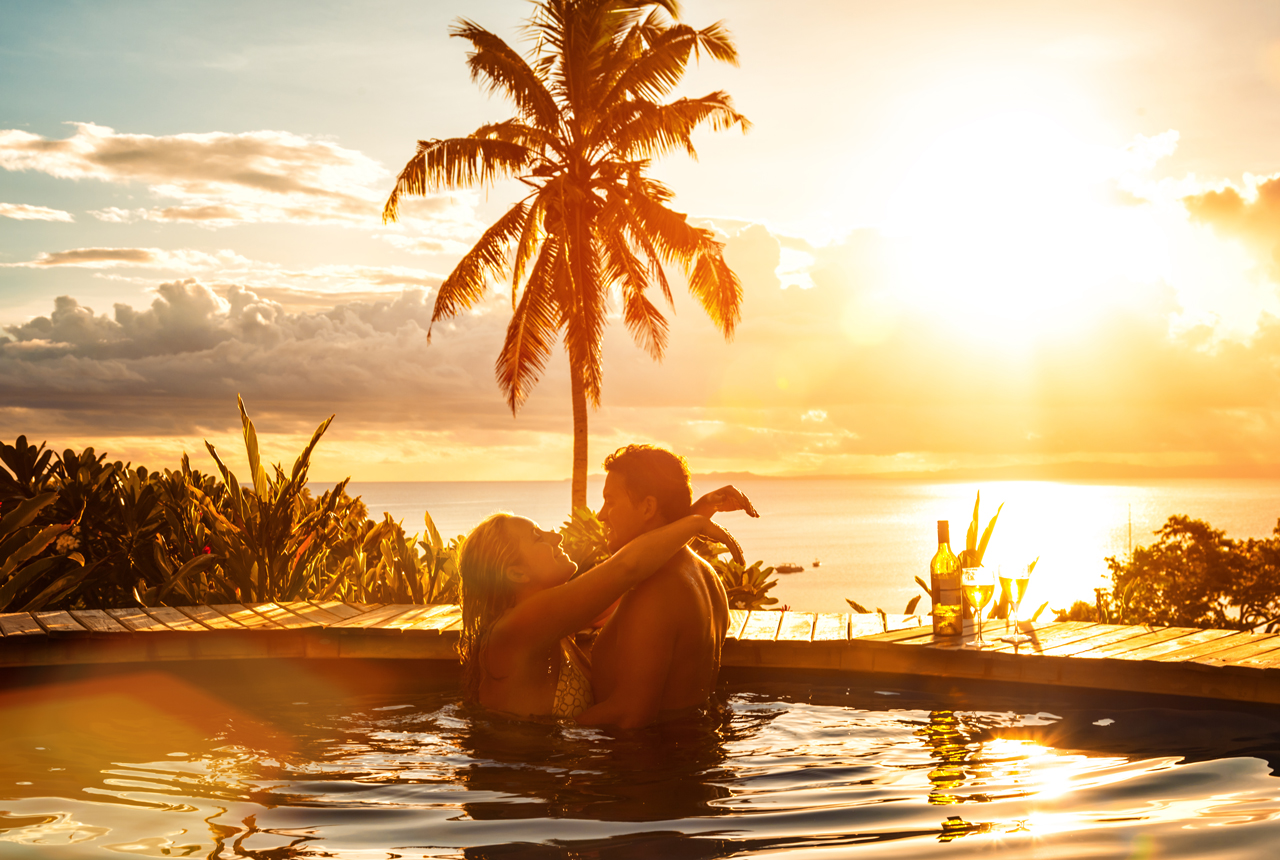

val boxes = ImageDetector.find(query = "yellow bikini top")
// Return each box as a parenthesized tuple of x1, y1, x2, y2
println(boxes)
(552, 637, 594, 719)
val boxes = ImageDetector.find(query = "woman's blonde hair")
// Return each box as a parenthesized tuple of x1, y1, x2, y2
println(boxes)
(457, 512, 522, 702)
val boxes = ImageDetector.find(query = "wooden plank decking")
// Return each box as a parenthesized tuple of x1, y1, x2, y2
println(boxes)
(2, 603, 1280, 705)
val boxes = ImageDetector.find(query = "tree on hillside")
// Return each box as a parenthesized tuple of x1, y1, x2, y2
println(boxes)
(383, 0, 749, 510)
(1104, 515, 1280, 631)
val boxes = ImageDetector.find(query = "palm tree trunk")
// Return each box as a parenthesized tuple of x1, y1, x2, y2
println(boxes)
(570, 359, 589, 512)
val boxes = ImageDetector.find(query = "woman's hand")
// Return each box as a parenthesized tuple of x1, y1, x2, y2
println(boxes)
(691, 485, 759, 519)
(699, 517, 745, 566)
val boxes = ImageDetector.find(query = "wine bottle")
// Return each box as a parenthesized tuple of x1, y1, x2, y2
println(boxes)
(930, 520, 964, 636)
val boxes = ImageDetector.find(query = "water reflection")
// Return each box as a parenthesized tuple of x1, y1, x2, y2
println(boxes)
(455, 704, 738, 823)
(3, 661, 1280, 858)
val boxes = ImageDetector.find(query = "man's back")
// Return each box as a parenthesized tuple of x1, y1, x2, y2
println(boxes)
(581, 547, 728, 727)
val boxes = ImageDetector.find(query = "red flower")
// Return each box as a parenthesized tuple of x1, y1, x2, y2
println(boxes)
(202, 545, 212, 554)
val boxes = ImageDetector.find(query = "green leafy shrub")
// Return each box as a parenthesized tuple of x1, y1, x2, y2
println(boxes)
(1098, 515, 1280, 631)
(0, 399, 461, 610)
(153, 397, 461, 607)
(0, 492, 87, 612)
(187, 397, 348, 603)
(0, 436, 56, 504)
(1055, 600, 1100, 622)
(560, 505, 611, 572)
(707, 556, 781, 610)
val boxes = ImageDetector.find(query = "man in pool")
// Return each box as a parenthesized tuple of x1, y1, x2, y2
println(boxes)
(576, 444, 757, 729)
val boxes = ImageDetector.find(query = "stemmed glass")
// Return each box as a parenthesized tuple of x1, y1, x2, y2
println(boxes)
(962, 567, 995, 648)
(999, 564, 1033, 645)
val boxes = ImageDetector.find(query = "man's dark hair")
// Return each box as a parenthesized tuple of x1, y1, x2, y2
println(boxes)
(602, 444, 692, 523)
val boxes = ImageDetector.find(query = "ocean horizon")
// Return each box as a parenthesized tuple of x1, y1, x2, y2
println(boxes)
(345, 476, 1280, 616)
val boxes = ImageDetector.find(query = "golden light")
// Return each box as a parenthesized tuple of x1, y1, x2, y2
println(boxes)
(881, 110, 1171, 350)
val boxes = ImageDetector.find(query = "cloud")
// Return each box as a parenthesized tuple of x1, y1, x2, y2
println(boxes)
(1122, 130, 1180, 171)
(1183, 174, 1280, 265)
(284, 263, 441, 289)
(7, 221, 1280, 478)
(4, 281, 230, 359)
(89, 204, 245, 225)
(0, 278, 529, 438)
(1, 245, 441, 302)
(376, 233, 472, 257)
(0, 122, 452, 229)
(0, 202, 73, 222)
(4, 246, 255, 271)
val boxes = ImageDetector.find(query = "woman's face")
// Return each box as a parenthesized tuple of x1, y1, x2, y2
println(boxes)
(509, 518, 577, 589)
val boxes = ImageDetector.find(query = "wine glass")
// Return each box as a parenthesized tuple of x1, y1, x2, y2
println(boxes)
(999, 563, 1033, 645)
(962, 567, 994, 648)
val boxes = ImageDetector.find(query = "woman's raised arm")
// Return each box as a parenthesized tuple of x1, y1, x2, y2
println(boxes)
(496, 515, 738, 650)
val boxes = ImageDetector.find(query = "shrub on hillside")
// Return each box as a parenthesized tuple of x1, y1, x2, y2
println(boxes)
(1095, 515, 1280, 631)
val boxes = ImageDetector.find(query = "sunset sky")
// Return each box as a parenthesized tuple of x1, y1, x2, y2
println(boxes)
(5, 0, 1280, 482)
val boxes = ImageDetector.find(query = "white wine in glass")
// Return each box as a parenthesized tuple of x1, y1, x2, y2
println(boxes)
(999, 563, 1034, 645)
(962, 567, 994, 647)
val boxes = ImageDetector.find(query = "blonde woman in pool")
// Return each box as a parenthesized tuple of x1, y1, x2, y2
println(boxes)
(457, 511, 743, 721)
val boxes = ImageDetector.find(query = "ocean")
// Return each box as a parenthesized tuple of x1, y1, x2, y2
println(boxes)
(346, 478, 1280, 616)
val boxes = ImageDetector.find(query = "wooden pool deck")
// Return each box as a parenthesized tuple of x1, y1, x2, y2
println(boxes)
(3, 602, 1280, 705)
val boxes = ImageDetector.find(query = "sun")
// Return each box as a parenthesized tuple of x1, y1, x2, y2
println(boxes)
(879, 110, 1170, 349)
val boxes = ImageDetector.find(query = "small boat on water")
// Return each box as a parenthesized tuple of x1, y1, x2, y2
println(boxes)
(812, 558, 821, 568)
(775, 562, 805, 574)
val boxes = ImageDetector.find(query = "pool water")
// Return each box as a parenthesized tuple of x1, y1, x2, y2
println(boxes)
(2, 660, 1280, 858)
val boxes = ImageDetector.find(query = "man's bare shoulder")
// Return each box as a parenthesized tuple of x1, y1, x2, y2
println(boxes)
(621, 548, 706, 604)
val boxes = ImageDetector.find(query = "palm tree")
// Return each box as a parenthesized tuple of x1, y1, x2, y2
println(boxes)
(384, 0, 749, 511)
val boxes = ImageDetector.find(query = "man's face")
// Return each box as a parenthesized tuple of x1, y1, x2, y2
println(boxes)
(599, 471, 652, 553)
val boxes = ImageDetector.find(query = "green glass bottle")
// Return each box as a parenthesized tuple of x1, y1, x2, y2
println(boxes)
(930, 520, 963, 636)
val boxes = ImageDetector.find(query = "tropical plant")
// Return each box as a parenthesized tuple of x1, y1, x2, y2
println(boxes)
(0, 436, 56, 506)
(383, 0, 749, 510)
(0, 398, 467, 611)
(312, 508, 462, 606)
(689, 535, 780, 610)
(560, 504, 612, 572)
(0, 492, 87, 612)
(417, 512, 463, 605)
(711, 557, 781, 610)
(157, 398, 459, 607)
(50, 451, 179, 607)
(181, 397, 344, 604)
(845, 594, 921, 617)
(957, 491, 1002, 569)
(847, 492, 1006, 620)
(1054, 599, 1101, 623)
(182, 401, 462, 607)
(1095, 515, 1280, 631)
(0, 444, 191, 611)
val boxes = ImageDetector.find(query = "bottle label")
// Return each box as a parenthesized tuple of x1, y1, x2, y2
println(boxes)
(933, 603, 963, 636)
(932, 578, 964, 636)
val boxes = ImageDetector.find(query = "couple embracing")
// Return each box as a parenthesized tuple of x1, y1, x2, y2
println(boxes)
(457, 444, 757, 728)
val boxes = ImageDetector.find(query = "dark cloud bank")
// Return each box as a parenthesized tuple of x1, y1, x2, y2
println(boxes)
(0, 278, 536, 436)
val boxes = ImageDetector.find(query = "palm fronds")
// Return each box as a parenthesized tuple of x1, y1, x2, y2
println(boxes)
(383, 0, 747, 508)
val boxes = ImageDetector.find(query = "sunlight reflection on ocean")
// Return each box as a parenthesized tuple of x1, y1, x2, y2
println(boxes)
(348, 478, 1280, 614)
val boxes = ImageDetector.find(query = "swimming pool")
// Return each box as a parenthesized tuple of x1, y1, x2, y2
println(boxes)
(2, 660, 1279, 858)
